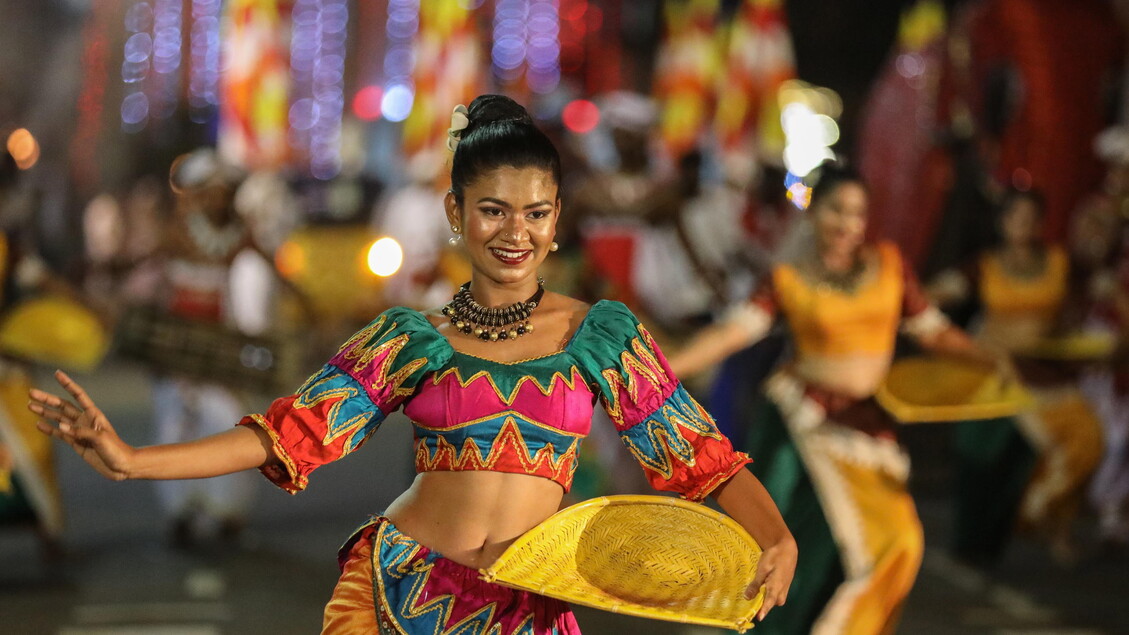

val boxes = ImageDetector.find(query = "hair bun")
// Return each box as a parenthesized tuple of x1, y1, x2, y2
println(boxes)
(465, 94, 533, 132)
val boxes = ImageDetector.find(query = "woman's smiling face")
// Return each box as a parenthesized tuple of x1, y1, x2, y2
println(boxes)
(445, 165, 560, 290)
(812, 181, 868, 259)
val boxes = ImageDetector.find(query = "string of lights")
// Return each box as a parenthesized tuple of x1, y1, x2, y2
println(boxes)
(381, 0, 419, 123)
(288, 0, 350, 180)
(189, 0, 222, 122)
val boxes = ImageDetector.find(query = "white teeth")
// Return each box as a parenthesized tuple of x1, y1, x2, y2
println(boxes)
(491, 248, 529, 258)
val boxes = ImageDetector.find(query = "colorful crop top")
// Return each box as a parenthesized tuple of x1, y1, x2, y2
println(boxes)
(239, 300, 751, 502)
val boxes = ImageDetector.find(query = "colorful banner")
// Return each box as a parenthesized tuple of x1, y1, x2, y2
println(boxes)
(653, 0, 722, 158)
(403, 2, 484, 160)
(714, 0, 795, 181)
(218, 0, 292, 170)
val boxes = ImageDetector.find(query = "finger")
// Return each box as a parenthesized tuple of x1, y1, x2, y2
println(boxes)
(27, 402, 75, 427)
(56, 370, 99, 412)
(39, 420, 84, 451)
(749, 561, 770, 592)
(28, 388, 82, 417)
(756, 588, 778, 621)
(743, 579, 760, 600)
(29, 397, 82, 423)
(757, 576, 786, 618)
(36, 419, 71, 439)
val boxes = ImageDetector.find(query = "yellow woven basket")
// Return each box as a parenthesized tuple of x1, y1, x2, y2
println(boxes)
(876, 357, 1034, 423)
(479, 495, 765, 632)
(1018, 332, 1117, 361)
(0, 296, 108, 372)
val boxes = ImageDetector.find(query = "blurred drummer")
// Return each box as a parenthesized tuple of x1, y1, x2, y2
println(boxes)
(140, 148, 278, 547)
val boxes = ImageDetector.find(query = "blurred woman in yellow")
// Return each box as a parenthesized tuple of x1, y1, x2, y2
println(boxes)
(0, 228, 77, 557)
(932, 188, 1104, 564)
(670, 164, 1002, 635)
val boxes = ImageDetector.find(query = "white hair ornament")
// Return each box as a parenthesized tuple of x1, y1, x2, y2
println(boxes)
(447, 104, 470, 152)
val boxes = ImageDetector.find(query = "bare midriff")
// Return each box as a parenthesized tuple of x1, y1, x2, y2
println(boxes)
(791, 353, 892, 399)
(384, 470, 566, 570)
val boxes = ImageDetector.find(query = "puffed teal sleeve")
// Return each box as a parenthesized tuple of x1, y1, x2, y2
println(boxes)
(238, 307, 450, 493)
(572, 301, 753, 501)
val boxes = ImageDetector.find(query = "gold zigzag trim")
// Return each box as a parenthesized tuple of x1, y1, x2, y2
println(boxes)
(428, 364, 589, 406)
(337, 316, 430, 401)
(600, 324, 672, 428)
(415, 417, 579, 482)
(662, 395, 723, 440)
(377, 524, 537, 635)
(294, 375, 374, 446)
(619, 398, 728, 480)
(243, 413, 305, 493)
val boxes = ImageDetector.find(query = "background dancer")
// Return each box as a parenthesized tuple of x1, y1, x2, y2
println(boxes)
(931, 188, 1105, 566)
(670, 164, 1005, 635)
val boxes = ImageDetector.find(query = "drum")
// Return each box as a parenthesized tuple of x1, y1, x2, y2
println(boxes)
(115, 306, 305, 393)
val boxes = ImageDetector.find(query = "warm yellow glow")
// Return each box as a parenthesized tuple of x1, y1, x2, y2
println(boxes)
(7, 128, 39, 170)
(366, 237, 403, 277)
(274, 241, 306, 279)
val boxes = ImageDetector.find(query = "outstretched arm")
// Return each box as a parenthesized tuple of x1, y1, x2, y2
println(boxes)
(712, 468, 797, 622)
(917, 324, 1016, 381)
(668, 316, 766, 379)
(29, 370, 276, 482)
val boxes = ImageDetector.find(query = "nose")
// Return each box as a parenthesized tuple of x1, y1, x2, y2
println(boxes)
(502, 214, 528, 243)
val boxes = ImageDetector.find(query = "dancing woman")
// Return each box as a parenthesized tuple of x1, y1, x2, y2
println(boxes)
(670, 165, 1002, 635)
(28, 95, 795, 634)
(931, 188, 1104, 565)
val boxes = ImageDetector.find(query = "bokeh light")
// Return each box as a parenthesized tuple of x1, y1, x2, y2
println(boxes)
(562, 99, 600, 133)
(289, 0, 350, 180)
(382, 84, 415, 122)
(7, 128, 40, 170)
(382, 0, 419, 124)
(352, 86, 384, 121)
(274, 241, 307, 279)
(367, 237, 404, 277)
(779, 81, 842, 179)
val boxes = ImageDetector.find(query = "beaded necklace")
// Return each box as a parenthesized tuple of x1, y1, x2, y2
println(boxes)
(442, 280, 544, 342)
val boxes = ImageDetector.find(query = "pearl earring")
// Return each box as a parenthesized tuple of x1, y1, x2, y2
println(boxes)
(449, 225, 461, 246)
(549, 241, 559, 252)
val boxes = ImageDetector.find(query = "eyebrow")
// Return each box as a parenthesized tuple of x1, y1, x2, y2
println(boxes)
(476, 197, 554, 210)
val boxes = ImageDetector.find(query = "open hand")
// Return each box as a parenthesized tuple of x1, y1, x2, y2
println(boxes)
(746, 537, 797, 622)
(28, 370, 135, 481)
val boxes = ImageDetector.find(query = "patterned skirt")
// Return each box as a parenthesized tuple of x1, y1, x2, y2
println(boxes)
(322, 517, 581, 634)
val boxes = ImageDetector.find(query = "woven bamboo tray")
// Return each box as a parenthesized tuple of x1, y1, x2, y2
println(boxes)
(1018, 332, 1117, 361)
(479, 495, 765, 632)
(0, 296, 108, 371)
(876, 357, 1033, 423)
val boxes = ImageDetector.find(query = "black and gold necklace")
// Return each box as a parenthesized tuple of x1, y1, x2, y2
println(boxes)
(442, 280, 544, 342)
